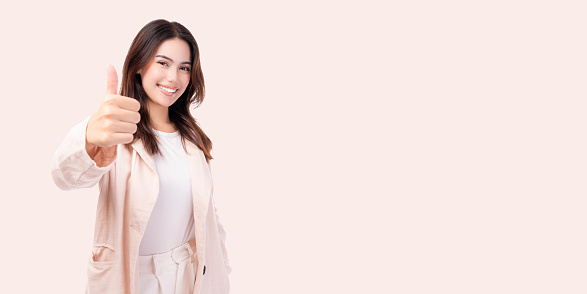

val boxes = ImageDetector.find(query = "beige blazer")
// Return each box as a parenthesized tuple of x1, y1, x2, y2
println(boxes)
(51, 116, 231, 294)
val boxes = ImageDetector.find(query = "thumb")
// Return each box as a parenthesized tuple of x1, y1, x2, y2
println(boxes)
(105, 64, 119, 95)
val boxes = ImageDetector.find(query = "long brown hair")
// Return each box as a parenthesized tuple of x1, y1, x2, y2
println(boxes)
(121, 19, 213, 163)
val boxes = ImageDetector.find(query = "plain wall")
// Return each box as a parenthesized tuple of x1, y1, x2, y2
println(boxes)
(0, 0, 586, 293)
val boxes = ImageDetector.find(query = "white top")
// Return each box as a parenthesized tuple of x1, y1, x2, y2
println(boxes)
(139, 129, 195, 255)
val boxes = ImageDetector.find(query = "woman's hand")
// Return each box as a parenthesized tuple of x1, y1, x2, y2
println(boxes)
(86, 65, 141, 148)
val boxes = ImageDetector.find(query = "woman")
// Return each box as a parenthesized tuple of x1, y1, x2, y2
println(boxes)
(51, 19, 231, 294)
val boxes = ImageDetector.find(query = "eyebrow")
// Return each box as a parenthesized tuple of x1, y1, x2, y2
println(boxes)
(155, 55, 191, 65)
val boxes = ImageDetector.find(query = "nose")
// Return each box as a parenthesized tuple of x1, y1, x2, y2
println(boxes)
(166, 68, 177, 82)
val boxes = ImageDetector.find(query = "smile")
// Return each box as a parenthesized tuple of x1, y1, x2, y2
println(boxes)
(158, 85, 177, 93)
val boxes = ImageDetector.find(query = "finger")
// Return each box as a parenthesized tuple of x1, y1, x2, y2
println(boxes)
(112, 108, 141, 124)
(109, 132, 134, 145)
(109, 121, 138, 134)
(113, 96, 141, 112)
(105, 64, 119, 95)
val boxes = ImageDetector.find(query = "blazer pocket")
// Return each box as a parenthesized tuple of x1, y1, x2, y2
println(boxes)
(87, 243, 115, 292)
(89, 243, 115, 267)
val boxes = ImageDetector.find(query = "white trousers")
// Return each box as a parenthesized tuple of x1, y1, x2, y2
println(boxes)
(138, 239, 197, 294)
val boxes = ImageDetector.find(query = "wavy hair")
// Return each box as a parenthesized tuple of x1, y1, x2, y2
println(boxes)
(121, 19, 212, 163)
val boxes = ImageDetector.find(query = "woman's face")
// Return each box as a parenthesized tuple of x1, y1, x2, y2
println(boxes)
(139, 38, 192, 110)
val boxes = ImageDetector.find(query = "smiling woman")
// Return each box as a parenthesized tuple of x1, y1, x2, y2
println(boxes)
(138, 39, 193, 133)
(51, 19, 231, 294)
(120, 20, 211, 160)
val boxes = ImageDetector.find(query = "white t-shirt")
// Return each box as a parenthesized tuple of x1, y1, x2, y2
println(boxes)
(139, 129, 195, 256)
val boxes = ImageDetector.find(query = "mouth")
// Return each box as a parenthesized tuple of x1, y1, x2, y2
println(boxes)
(158, 84, 178, 94)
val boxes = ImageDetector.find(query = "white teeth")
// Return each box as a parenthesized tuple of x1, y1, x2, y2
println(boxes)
(158, 85, 177, 93)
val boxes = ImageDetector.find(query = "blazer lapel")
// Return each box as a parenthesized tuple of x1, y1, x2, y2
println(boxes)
(131, 139, 157, 174)
(128, 139, 159, 234)
(186, 141, 212, 263)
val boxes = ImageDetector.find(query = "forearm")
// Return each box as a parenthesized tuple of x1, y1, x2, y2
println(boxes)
(51, 116, 116, 190)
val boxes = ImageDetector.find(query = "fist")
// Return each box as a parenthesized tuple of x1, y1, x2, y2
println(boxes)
(86, 64, 141, 147)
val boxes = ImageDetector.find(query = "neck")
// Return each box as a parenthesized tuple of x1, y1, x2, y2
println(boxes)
(147, 101, 173, 130)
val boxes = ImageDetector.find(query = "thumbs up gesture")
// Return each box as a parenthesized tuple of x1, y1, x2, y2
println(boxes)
(86, 65, 141, 149)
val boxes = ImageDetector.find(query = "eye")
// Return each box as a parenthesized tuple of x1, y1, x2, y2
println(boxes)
(180, 66, 191, 72)
(157, 61, 169, 67)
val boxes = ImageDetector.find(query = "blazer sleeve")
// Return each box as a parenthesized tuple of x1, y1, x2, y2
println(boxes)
(51, 115, 116, 191)
(209, 163, 232, 275)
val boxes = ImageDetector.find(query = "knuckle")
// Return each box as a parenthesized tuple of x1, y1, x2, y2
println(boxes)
(104, 105, 117, 116)
(103, 120, 114, 131)
(100, 133, 108, 145)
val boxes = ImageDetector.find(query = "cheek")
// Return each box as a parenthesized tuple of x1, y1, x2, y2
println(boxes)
(181, 76, 191, 89)
(145, 67, 164, 82)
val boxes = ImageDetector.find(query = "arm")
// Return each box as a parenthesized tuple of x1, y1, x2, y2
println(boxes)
(51, 116, 116, 191)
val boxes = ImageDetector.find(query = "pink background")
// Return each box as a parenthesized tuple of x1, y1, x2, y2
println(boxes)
(1, 0, 586, 293)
